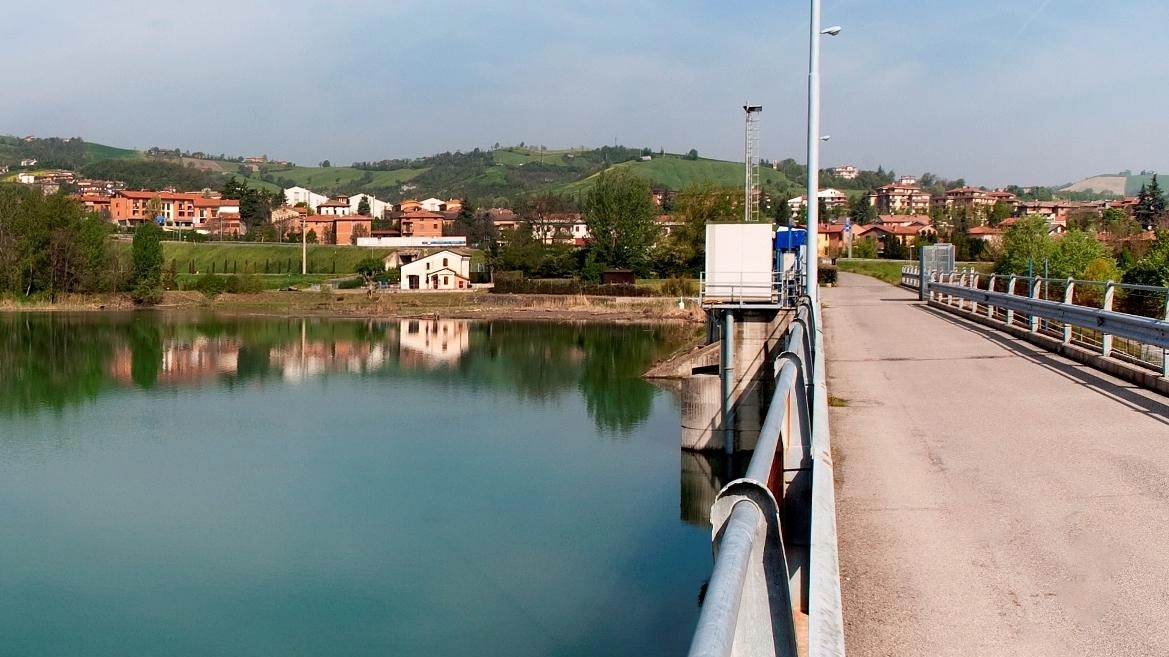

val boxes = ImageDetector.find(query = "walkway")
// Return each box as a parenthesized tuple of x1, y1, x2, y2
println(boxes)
(823, 272, 1169, 657)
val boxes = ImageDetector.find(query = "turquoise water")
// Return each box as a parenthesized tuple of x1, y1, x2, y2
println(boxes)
(0, 314, 714, 657)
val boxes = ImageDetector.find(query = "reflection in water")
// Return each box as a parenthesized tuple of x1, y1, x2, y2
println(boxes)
(680, 451, 744, 527)
(0, 314, 693, 434)
(400, 318, 471, 366)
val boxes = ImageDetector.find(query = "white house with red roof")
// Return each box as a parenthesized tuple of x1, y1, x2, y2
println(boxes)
(399, 249, 472, 290)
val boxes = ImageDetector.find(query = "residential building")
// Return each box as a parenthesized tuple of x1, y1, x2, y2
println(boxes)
(867, 183, 931, 215)
(788, 187, 849, 212)
(302, 215, 371, 245)
(317, 196, 353, 217)
(400, 249, 472, 290)
(400, 211, 446, 238)
(897, 175, 918, 186)
(866, 223, 938, 253)
(284, 186, 329, 210)
(967, 225, 1004, 248)
(398, 199, 424, 213)
(349, 193, 390, 218)
(941, 187, 995, 213)
(833, 165, 859, 180)
(420, 197, 448, 212)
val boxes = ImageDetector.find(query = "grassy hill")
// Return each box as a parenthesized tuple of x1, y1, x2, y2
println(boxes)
(1061, 171, 1163, 196)
(4, 135, 827, 204)
(109, 240, 399, 275)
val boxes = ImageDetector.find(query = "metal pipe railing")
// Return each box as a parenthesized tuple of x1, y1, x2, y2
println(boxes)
(687, 295, 844, 657)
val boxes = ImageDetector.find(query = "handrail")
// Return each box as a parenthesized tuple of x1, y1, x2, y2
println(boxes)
(687, 296, 844, 657)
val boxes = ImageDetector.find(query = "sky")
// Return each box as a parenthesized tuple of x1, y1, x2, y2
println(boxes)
(3, 0, 1167, 187)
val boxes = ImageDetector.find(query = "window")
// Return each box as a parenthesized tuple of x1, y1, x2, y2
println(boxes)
(443, 276, 449, 286)
(442, 257, 448, 267)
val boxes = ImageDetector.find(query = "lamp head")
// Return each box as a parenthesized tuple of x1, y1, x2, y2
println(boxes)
(821, 25, 842, 36)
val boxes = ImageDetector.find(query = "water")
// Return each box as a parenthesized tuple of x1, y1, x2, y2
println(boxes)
(0, 313, 717, 657)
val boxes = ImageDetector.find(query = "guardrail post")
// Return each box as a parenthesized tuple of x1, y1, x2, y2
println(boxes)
(987, 275, 997, 319)
(958, 271, 969, 311)
(1029, 277, 1040, 333)
(1006, 276, 1018, 326)
(1102, 282, 1115, 357)
(1063, 278, 1075, 344)
(918, 248, 927, 300)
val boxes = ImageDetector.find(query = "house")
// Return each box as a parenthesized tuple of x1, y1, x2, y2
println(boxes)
(398, 199, 424, 213)
(420, 197, 447, 212)
(444, 198, 464, 213)
(788, 187, 849, 212)
(896, 175, 918, 186)
(967, 225, 1004, 248)
(400, 249, 472, 290)
(302, 215, 371, 244)
(867, 183, 930, 215)
(349, 193, 390, 218)
(832, 165, 859, 180)
(19, 158, 37, 167)
(865, 223, 937, 254)
(317, 196, 353, 216)
(941, 187, 995, 212)
(284, 186, 329, 210)
(400, 211, 446, 237)
(489, 208, 519, 232)
(531, 212, 589, 245)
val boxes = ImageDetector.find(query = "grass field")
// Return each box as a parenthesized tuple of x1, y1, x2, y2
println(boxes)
(554, 155, 830, 195)
(109, 241, 401, 275)
(85, 142, 139, 161)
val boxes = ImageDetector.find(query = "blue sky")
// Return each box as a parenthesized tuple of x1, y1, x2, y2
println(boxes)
(3, 0, 1167, 187)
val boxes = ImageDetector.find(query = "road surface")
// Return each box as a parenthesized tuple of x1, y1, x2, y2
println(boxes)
(824, 272, 1169, 657)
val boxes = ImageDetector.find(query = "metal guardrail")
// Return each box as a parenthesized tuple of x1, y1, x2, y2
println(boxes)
(701, 268, 806, 308)
(901, 266, 1169, 377)
(688, 297, 844, 657)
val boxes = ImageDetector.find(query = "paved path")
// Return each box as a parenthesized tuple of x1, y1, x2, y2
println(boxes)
(823, 272, 1169, 657)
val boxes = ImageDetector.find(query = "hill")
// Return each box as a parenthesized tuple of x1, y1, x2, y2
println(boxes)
(3, 135, 826, 203)
(1061, 171, 1162, 196)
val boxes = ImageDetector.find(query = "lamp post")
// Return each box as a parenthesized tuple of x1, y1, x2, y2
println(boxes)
(804, 0, 841, 301)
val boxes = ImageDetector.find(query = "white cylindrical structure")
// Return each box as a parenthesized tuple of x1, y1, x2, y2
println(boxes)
(805, 0, 822, 301)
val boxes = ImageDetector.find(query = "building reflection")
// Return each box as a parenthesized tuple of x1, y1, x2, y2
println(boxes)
(399, 318, 470, 367)
(110, 336, 241, 386)
(269, 320, 391, 382)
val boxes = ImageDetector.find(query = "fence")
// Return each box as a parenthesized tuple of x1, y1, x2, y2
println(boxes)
(903, 265, 1169, 379)
(688, 297, 844, 657)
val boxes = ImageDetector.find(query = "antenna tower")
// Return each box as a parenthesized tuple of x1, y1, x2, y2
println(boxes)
(743, 104, 763, 222)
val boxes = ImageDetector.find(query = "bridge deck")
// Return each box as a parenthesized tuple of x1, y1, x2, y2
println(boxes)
(824, 272, 1169, 656)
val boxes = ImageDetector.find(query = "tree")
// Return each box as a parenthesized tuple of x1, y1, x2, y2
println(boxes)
(1049, 229, 1113, 279)
(663, 183, 740, 274)
(583, 168, 658, 273)
(350, 223, 370, 245)
(987, 201, 1013, 227)
(130, 221, 164, 304)
(995, 214, 1053, 275)
(1134, 174, 1166, 229)
(852, 236, 878, 259)
(357, 196, 371, 216)
(848, 194, 877, 226)
(320, 160, 331, 168)
(684, 149, 699, 161)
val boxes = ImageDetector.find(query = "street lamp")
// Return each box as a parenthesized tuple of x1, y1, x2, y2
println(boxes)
(804, 4, 842, 302)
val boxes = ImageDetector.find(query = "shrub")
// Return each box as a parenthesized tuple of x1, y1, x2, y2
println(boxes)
(337, 277, 365, 290)
(225, 274, 262, 294)
(819, 266, 838, 286)
(189, 273, 228, 298)
(131, 282, 163, 305)
(661, 277, 697, 297)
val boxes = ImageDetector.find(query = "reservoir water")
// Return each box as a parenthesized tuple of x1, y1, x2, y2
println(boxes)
(0, 313, 716, 657)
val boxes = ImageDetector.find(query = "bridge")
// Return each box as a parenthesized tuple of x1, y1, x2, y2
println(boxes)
(682, 249, 1169, 656)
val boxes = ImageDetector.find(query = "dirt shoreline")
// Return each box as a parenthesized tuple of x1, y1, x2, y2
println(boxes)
(0, 290, 707, 325)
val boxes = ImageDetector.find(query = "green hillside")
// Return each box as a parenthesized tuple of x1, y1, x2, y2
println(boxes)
(1125, 173, 1163, 196)
(555, 155, 803, 198)
(84, 142, 139, 161)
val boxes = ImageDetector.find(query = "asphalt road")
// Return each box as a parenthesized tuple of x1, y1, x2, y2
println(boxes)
(823, 272, 1169, 657)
